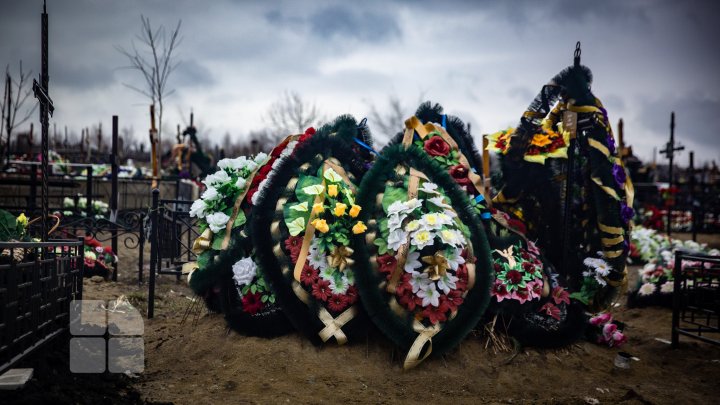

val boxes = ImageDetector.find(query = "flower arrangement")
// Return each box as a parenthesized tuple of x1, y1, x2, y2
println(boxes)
(411, 130, 460, 167)
(486, 118, 569, 165)
(490, 243, 544, 305)
(486, 127, 514, 155)
(569, 254, 614, 306)
(231, 257, 276, 314)
(373, 180, 473, 325)
(83, 236, 118, 278)
(587, 312, 627, 348)
(283, 166, 365, 314)
(62, 196, 110, 217)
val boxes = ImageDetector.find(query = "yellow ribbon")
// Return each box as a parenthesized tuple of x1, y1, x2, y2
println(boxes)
(588, 138, 610, 158)
(403, 319, 441, 370)
(317, 305, 358, 345)
(191, 229, 213, 254)
(601, 235, 625, 247)
(598, 223, 624, 235)
(591, 176, 621, 201)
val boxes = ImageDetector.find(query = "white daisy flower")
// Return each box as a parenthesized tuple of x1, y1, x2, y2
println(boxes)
(638, 282, 656, 296)
(660, 281, 674, 294)
(330, 276, 349, 294)
(308, 241, 328, 271)
(319, 266, 335, 281)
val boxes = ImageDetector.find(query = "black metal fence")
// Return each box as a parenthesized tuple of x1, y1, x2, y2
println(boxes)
(634, 182, 720, 234)
(672, 251, 720, 347)
(147, 189, 200, 318)
(0, 239, 84, 375)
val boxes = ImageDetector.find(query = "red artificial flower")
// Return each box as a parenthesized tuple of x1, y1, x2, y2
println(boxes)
(421, 305, 448, 325)
(491, 279, 511, 302)
(521, 261, 534, 273)
(241, 292, 264, 315)
(285, 235, 304, 261)
(423, 136, 450, 157)
(397, 289, 417, 311)
(538, 302, 561, 320)
(345, 285, 359, 305)
(84, 236, 102, 248)
(327, 293, 350, 313)
(298, 127, 316, 143)
(271, 140, 289, 157)
(377, 254, 398, 278)
(529, 280, 543, 299)
(299, 264, 318, 286)
(84, 257, 96, 268)
(103, 246, 115, 255)
(505, 270, 523, 284)
(395, 273, 413, 296)
(258, 162, 274, 177)
(445, 289, 464, 310)
(448, 164, 472, 190)
(551, 286, 570, 305)
(507, 218, 527, 235)
(311, 279, 332, 301)
(514, 288, 531, 304)
(456, 263, 469, 282)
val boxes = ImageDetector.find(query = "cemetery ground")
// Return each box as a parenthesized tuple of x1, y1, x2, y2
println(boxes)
(2, 233, 719, 405)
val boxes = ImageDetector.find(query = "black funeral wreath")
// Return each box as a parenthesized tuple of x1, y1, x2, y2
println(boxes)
(353, 144, 493, 368)
(251, 116, 371, 346)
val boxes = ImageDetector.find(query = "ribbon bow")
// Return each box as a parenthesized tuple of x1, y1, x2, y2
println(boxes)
(327, 246, 354, 272)
(421, 251, 449, 281)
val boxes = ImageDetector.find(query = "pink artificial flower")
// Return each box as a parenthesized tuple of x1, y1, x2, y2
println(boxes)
(539, 302, 561, 320)
(491, 279, 511, 302)
(528, 280, 543, 300)
(611, 330, 627, 347)
(527, 240, 540, 256)
(551, 286, 570, 305)
(512, 288, 531, 304)
(602, 322, 618, 340)
(590, 312, 612, 326)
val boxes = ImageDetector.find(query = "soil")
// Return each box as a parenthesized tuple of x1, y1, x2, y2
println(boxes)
(2, 233, 719, 404)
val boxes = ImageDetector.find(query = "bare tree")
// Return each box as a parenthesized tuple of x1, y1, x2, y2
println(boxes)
(265, 91, 322, 136)
(117, 15, 182, 150)
(366, 95, 407, 145)
(2, 61, 38, 164)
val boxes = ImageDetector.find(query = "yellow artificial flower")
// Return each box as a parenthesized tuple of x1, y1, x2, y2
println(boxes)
(16, 213, 28, 227)
(327, 184, 338, 197)
(311, 218, 330, 233)
(352, 221, 367, 234)
(312, 203, 325, 214)
(349, 204, 361, 218)
(334, 202, 347, 217)
(530, 133, 552, 147)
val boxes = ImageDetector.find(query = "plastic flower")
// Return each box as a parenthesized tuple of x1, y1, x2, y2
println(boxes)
(329, 276, 349, 294)
(438, 229, 464, 247)
(539, 302, 561, 320)
(377, 254, 397, 275)
(327, 293, 350, 312)
(300, 265, 318, 286)
(352, 221, 367, 234)
(530, 133, 552, 147)
(612, 164, 626, 188)
(311, 279, 332, 301)
(308, 243, 328, 271)
(241, 292, 263, 315)
(420, 213, 441, 229)
(334, 202, 347, 216)
(424, 137, 450, 157)
(312, 203, 325, 214)
(409, 270, 431, 293)
(201, 186, 220, 201)
(312, 218, 330, 233)
(417, 284, 440, 307)
(349, 204, 361, 218)
(203, 170, 230, 187)
(387, 229, 408, 252)
(387, 201, 405, 216)
(405, 220, 421, 232)
(551, 286, 570, 305)
(418, 182, 439, 194)
(232, 257, 257, 287)
(660, 281, 674, 293)
(411, 230, 434, 249)
(16, 213, 28, 227)
(235, 177, 247, 190)
(206, 211, 230, 233)
(436, 272, 459, 294)
(404, 251, 422, 273)
(388, 213, 408, 231)
(590, 312, 612, 326)
(327, 184, 338, 197)
(491, 279, 511, 302)
(638, 282, 656, 296)
(427, 196, 452, 209)
(445, 248, 465, 270)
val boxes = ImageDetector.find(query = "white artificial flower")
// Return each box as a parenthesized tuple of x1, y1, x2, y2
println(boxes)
(308, 238, 328, 271)
(404, 251, 422, 273)
(445, 248, 465, 270)
(418, 182, 439, 194)
(387, 228, 409, 252)
(405, 219, 421, 233)
(411, 229, 434, 250)
(201, 186, 220, 201)
(638, 282, 656, 296)
(387, 200, 405, 216)
(342, 271, 355, 286)
(235, 177, 247, 190)
(427, 196, 452, 209)
(203, 170, 230, 187)
(709, 249, 720, 257)
(417, 284, 440, 307)
(660, 281, 674, 294)
(245, 160, 259, 172)
(206, 211, 230, 233)
(330, 276, 349, 294)
(84, 251, 97, 261)
(438, 229, 465, 247)
(217, 158, 236, 171)
(420, 213, 442, 230)
(319, 266, 335, 281)
(436, 273, 459, 294)
(593, 260, 612, 276)
(189, 199, 208, 218)
(409, 271, 431, 293)
(254, 152, 269, 164)
(442, 209, 457, 218)
(232, 257, 257, 287)
(388, 213, 408, 232)
(402, 198, 422, 212)
(435, 212, 454, 226)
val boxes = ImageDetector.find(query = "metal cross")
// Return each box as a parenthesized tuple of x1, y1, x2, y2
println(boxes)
(32, 0, 54, 240)
(659, 112, 684, 235)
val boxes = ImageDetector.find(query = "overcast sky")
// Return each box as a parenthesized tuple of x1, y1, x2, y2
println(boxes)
(1, 0, 719, 165)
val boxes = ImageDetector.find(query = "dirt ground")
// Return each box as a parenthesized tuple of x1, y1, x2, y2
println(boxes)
(2, 233, 719, 404)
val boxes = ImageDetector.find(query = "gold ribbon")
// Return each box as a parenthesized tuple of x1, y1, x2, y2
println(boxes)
(601, 235, 625, 247)
(598, 222, 624, 235)
(421, 251, 449, 281)
(317, 305, 358, 345)
(588, 138, 610, 157)
(603, 249, 624, 259)
(591, 177, 621, 201)
(191, 229, 213, 254)
(327, 246, 354, 272)
(403, 319, 441, 370)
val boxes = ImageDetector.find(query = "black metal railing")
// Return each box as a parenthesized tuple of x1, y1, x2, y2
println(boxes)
(147, 189, 200, 318)
(672, 250, 720, 347)
(0, 239, 83, 375)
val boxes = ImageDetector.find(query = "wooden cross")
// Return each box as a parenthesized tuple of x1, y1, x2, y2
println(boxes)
(32, 0, 54, 239)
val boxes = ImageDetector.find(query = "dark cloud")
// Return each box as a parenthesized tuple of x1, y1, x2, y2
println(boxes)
(639, 95, 720, 150)
(174, 59, 214, 87)
(308, 6, 401, 43)
(51, 62, 115, 90)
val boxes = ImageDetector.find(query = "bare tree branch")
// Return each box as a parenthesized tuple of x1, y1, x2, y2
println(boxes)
(265, 91, 322, 137)
(3, 60, 38, 163)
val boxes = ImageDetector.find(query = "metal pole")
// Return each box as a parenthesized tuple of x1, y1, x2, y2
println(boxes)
(40, 2, 49, 240)
(666, 112, 675, 236)
(690, 151, 696, 242)
(671, 250, 683, 348)
(29, 163, 37, 213)
(86, 165, 93, 219)
(147, 188, 159, 318)
(111, 115, 119, 281)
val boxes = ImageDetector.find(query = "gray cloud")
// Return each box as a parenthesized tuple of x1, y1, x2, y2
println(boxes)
(308, 6, 401, 43)
(174, 59, 214, 87)
(639, 96, 720, 148)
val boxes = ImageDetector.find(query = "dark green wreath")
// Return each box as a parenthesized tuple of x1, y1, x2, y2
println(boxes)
(353, 143, 493, 361)
(251, 115, 371, 346)
(196, 225, 293, 337)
